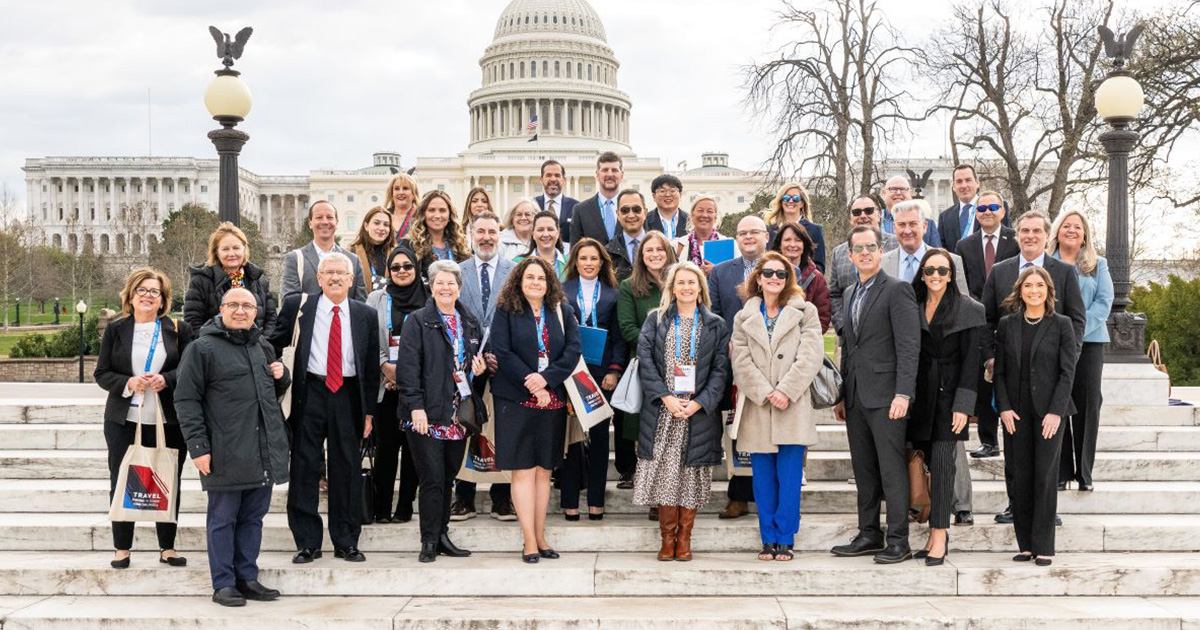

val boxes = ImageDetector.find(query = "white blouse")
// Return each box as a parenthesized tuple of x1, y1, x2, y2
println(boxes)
(124, 321, 167, 425)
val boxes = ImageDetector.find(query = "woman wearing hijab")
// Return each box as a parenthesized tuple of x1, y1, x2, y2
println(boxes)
(366, 245, 428, 523)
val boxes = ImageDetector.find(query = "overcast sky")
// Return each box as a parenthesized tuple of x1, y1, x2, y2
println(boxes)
(0, 0, 1186, 212)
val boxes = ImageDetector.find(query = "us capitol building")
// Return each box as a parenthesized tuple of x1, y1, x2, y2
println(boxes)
(23, 0, 969, 256)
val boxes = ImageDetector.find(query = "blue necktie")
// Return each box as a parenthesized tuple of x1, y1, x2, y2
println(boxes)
(480, 261, 491, 307)
(903, 255, 918, 283)
(603, 199, 617, 239)
(959, 203, 972, 239)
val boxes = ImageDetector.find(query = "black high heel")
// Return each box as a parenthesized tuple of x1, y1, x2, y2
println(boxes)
(1035, 557, 1053, 566)
(925, 532, 948, 566)
(588, 509, 604, 521)
(522, 551, 540, 564)
(159, 551, 187, 567)
(110, 553, 130, 569)
(1013, 553, 1034, 562)
(564, 512, 580, 522)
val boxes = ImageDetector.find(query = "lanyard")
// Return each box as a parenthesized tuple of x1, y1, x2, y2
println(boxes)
(674, 312, 699, 363)
(439, 310, 465, 368)
(759, 301, 773, 331)
(395, 209, 415, 241)
(535, 305, 547, 359)
(577, 280, 600, 327)
(143, 320, 161, 373)
(661, 211, 678, 237)
(386, 294, 393, 333)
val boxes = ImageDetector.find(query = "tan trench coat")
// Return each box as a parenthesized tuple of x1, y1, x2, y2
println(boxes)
(731, 295, 825, 453)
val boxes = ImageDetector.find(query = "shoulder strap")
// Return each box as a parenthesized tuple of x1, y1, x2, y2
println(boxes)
(290, 293, 310, 348)
(295, 249, 305, 287)
(801, 273, 815, 291)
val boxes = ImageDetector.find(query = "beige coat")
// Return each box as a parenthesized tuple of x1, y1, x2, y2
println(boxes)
(731, 295, 826, 452)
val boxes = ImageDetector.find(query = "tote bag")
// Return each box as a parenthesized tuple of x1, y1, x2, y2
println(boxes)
(279, 274, 309, 421)
(563, 357, 615, 431)
(611, 357, 642, 413)
(456, 383, 513, 484)
(108, 392, 180, 523)
(722, 391, 753, 478)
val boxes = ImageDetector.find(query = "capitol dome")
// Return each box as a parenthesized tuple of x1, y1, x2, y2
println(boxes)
(467, 0, 632, 151)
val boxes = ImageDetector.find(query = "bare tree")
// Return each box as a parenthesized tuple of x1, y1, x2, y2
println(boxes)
(0, 185, 30, 330)
(745, 0, 923, 238)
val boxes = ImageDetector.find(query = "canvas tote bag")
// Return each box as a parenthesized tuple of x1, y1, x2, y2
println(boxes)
(108, 392, 180, 523)
(279, 256, 309, 420)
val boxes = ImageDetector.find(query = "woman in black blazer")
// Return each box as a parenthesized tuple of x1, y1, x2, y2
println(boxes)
(491, 257, 582, 562)
(558, 238, 627, 521)
(909, 249, 985, 566)
(182, 222, 277, 339)
(993, 266, 1079, 566)
(94, 268, 193, 569)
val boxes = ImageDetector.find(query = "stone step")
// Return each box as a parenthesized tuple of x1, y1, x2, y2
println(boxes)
(4, 448, 1198, 482)
(2, 512, 1195, 553)
(1, 402, 1196, 426)
(2, 551, 1198, 597)
(4, 478, 1198, 515)
(7, 422, 1199, 452)
(3, 595, 1199, 629)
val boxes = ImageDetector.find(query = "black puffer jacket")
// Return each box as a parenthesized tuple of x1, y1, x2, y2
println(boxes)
(395, 299, 485, 426)
(183, 263, 278, 339)
(636, 304, 730, 467)
(174, 316, 291, 492)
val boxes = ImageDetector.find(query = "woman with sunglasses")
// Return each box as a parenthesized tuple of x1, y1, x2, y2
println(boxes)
(365, 245, 426, 523)
(909, 248, 985, 566)
(730, 252, 825, 561)
(763, 183, 827, 273)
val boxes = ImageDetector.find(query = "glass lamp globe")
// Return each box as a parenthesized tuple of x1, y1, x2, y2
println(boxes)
(1095, 74, 1144, 122)
(204, 74, 252, 120)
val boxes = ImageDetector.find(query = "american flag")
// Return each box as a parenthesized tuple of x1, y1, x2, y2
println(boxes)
(526, 112, 539, 132)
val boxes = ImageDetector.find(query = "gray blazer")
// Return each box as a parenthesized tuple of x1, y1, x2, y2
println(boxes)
(827, 232, 899, 334)
(280, 241, 368, 304)
(881, 248, 969, 295)
(840, 272, 920, 410)
(459, 256, 515, 331)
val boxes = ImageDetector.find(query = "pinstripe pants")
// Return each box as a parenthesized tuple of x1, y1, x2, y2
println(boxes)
(916, 440, 957, 529)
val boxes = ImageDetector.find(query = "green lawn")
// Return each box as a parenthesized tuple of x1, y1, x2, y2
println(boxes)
(0, 333, 28, 357)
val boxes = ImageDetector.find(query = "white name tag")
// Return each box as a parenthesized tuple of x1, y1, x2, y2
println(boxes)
(454, 370, 472, 397)
(538, 355, 550, 372)
(673, 365, 696, 395)
(388, 336, 401, 363)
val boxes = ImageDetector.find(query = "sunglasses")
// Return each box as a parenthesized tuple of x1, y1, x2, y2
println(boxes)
(850, 243, 880, 254)
(977, 204, 1002, 213)
(922, 266, 951, 277)
(851, 207, 876, 217)
(781, 195, 804, 204)
(618, 205, 644, 215)
(760, 268, 788, 280)
(390, 263, 416, 272)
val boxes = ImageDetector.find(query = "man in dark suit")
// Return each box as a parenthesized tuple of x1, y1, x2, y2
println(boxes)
(979, 209, 1085, 524)
(569, 151, 624, 246)
(645, 174, 689, 238)
(605, 189, 648, 281)
(271, 252, 380, 564)
(937, 164, 982, 253)
(534, 160, 578, 243)
(708, 215, 771, 519)
(281, 200, 368, 303)
(830, 225, 920, 564)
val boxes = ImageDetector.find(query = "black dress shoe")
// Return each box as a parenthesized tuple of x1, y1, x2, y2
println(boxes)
(954, 511, 974, 526)
(538, 547, 560, 559)
(236, 579, 280, 601)
(1078, 482, 1094, 492)
(616, 473, 634, 489)
(873, 544, 913, 564)
(1035, 557, 1053, 566)
(292, 548, 322, 564)
(212, 586, 246, 607)
(522, 552, 540, 563)
(1013, 553, 1034, 562)
(110, 554, 130, 569)
(373, 516, 393, 524)
(335, 547, 366, 562)
(1057, 480, 1069, 491)
(419, 542, 437, 563)
(830, 535, 886, 557)
(438, 534, 471, 557)
(994, 506, 1014, 524)
(1054, 515, 1063, 526)
(159, 551, 187, 567)
(970, 444, 1000, 458)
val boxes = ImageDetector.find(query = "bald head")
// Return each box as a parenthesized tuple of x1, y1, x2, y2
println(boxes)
(736, 215, 769, 260)
(220, 287, 258, 330)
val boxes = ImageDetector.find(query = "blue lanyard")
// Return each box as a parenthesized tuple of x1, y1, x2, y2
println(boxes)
(143, 320, 161, 373)
(577, 281, 600, 327)
(661, 211, 678, 236)
(439, 310, 465, 368)
(674, 313, 699, 363)
(385, 294, 393, 332)
(759, 301, 773, 331)
(535, 305, 547, 359)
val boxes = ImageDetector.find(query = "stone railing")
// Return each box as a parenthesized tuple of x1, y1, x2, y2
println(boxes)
(0, 357, 97, 383)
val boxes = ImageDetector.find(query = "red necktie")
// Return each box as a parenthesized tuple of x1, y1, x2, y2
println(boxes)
(984, 235, 996, 279)
(327, 305, 343, 393)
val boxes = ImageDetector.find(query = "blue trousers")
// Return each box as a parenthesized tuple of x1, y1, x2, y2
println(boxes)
(750, 445, 807, 546)
(206, 485, 272, 590)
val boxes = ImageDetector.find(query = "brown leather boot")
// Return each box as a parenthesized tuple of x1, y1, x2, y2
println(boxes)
(675, 507, 697, 561)
(718, 500, 749, 519)
(656, 505, 679, 561)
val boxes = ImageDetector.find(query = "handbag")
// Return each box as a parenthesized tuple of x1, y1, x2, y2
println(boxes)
(906, 447, 932, 524)
(456, 383, 513, 484)
(809, 356, 843, 409)
(360, 439, 375, 525)
(611, 357, 642, 413)
(108, 392, 180, 524)
(456, 393, 487, 435)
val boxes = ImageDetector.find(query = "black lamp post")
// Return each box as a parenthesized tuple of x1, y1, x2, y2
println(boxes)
(1095, 25, 1147, 362)
(54, 297, 60, 325)
(13, 297, 19, 327)
(204, 26, 254, 226)
(75, 300, 88, 383)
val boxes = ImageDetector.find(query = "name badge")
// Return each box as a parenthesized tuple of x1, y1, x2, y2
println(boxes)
(673, 365, 696, 395)
(388, 336, 401, 363)
(538, 355, 549, 372)
(453, 370, 472, 397)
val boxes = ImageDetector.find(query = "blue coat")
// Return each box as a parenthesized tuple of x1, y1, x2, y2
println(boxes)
(490, 299, 583, 404)
(562, 278, 628, 379)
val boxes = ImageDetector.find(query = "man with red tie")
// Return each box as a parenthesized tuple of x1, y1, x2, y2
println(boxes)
(272, 253, 381, 564)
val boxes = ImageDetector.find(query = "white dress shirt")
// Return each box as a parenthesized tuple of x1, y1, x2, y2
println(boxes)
(542, 194, 563, 212)
(307, 294, 356, 377)
(957, 196, 979, 238)
(1019, 253, 1046, 269)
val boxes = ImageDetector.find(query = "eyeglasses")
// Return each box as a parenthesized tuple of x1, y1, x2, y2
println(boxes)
(134, 287, 162, 298)
(850, 243, 880, 254)
(221, 302, 258, 312)
(781, 195, 804, 204)
(735, 229, 767, 238)
(760, 268, 788, 279)
(885, 186, 911, 193)
(319, 270, 351, 276)
(390, 263, 416, 272)
(618, 205, 644, 215)
(922, 266, 951, 277)
(977, 204, 1002, 213)
(850, 207, 876, 217)
(655, 187, 679, 196)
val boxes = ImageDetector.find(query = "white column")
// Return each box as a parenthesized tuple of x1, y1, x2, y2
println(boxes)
(266, 194, 274, 234)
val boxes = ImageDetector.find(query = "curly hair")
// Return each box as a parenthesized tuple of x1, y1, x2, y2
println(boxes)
(629, 231, 678, 298)
(495, 256, 567, 315)
(407, 190, 471, 262)
(563, 237, 618, 288)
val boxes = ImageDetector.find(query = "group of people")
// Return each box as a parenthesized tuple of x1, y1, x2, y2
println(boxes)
(93, 155, 1113, 606)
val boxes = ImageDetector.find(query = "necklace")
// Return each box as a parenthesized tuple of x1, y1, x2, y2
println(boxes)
(1023, 313, 1043, 325)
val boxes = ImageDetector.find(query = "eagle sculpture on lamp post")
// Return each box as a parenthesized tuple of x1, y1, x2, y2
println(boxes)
(209, 26, 253, 70)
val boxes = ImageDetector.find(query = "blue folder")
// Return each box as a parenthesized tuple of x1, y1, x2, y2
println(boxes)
(579, 326, 608, 366)
(703, 239, 736, 265)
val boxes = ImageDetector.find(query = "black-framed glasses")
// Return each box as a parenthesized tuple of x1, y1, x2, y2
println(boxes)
(760, 268, 788, 279)
(923, 266, 951, 277)
(977, 204, 1002, 213)
(850, 207, 876, 217)
(618, 205, 644, 215)
(781, 195, 804, 204)
(850, 243, 880, 254)
(134, 287, 162, 298)
(390, 263, 416, 272)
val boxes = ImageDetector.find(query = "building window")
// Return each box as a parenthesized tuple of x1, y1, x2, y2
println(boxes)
(101, 235, 110, 253)
(485, 184, 494, 192)
(327, 194, 335, 202)
(509, 62, 514, 79)
(520, 63, 525, 78)
(542, 60, 548, 76)
(437, 184, 445, 191)
(90, 208, 95, 221)
(58, 208, 63, 221)
(513, 183, 522, 192)
(52, 234, 62, 249)
(346, 213, 357, 229)
(42, 185, 46, 192)
(554, 61, 560, 77)
(200, 185, 208, 193)
(588, 64, 592, 80)
(347, 194, 355, 202)
(74, 185, 79, 193)
(183, 184, 189, 193)
(531, 61, 536, 78)
(738, 196, 746, 204)
(583, 184, 593, 193)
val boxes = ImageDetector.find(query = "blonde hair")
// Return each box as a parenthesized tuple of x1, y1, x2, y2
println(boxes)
(658, 261, 712, 311)
(206, 222, 249, 267)
(384, 173, 420, 213)
(407, 190, 471, 261)
(764, 182, 813, 225)
(119, 268, 172, 318)
(1048, 209, 1099, 275)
